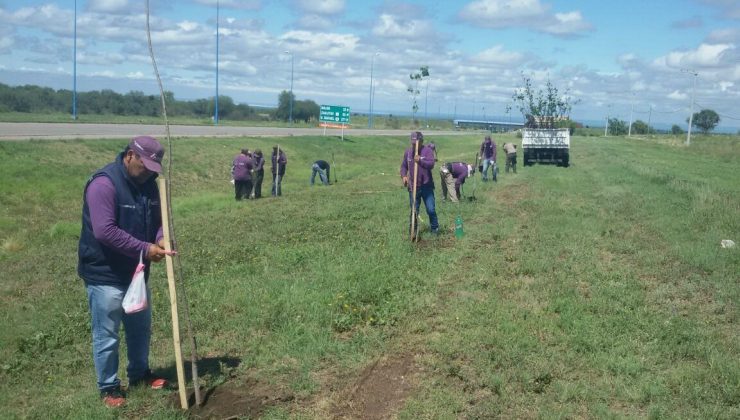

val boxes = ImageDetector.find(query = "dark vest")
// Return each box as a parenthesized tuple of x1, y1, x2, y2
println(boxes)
(78, 153, 160, 286)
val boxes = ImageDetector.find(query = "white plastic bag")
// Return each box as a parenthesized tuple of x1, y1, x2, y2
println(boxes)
(122, 251, 148, 314)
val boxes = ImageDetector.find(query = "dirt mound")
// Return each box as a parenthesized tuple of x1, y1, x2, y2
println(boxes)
(177, 378, 294, 419)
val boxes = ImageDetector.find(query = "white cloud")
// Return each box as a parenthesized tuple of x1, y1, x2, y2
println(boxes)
(0, 35, 13, 53)
(542, 11, 593, 37)
(459, 0, 546, 27)
(371, 14, 436, 41)
(296, 14, 333, 30)
(193, 0, 262, 10)
(0, 5, 73, 37)
(78, 51, 126, 66)
(87, 0, 129, 14)
(458, 0, 593, 37)
(667, 90, 687, 100)
(717, 81, 733, 91)
(280, 30, 360, 59)
(707, 28, 740, 43)
(701, 0, 740, 19)
(654, 43, 735, 69)
(88, 70, 117, 78)
(293, 0, 344, 15)
(472, 45, 526, 66)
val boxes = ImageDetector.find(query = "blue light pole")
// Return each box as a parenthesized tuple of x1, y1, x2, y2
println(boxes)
(73, 0, 77, 120)
(368, 52, 379, 129)
(214, 0, 219, 125)
(284, 50, 294, 124)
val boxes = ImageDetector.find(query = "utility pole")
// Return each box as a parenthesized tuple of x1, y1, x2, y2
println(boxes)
(214, 0, 219, 125)
(628, 94, 634, 137)
(73, 0, 77, 120)
(647, 105, 653, 135)
(424, 77, 429, 127)
(285, 51, 294, 124)
(368, 52, 379, 129)
(682, 69, 698, 146)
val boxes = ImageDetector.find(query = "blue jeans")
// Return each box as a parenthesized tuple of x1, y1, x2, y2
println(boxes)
(408, 184, 439, 233)
(310, 164, 328, 185)
(482, 159, 497, 181)
(86, 283, 152, 392)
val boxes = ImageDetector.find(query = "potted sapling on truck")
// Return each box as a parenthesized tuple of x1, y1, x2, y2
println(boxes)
(512, 74, 579, 167)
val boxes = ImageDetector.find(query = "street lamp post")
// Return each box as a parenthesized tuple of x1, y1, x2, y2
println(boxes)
(424, 77, 429, 127)
(628, 93, 634, 137)
(684, 69, 698, 146)
(214, 0, 219, 125)
(285, 51, 294, 124)
(73, 0, 77, 120)
(368, 52, 379, 129)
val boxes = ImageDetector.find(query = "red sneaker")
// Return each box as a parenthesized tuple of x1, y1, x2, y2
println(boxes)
(131, 370, 168, 390)
(101, 389, 126, 408)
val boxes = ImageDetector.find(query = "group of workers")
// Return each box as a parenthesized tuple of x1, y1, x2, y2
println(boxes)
(400, 131, 517, 238)
(77, 131, 516, 408)
(230, 145, 287, 200)
(231, 147, 334, 200)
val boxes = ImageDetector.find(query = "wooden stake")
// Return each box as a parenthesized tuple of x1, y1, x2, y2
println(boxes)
(158, 178, 188, 410)
(274, 145, 280, 197)
(410, 140, 420, 242)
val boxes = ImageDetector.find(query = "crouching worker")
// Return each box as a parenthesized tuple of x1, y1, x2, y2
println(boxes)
(78, 136, 175, 408)
(440, 162, 474, 202)
(310, 160, 331, 186)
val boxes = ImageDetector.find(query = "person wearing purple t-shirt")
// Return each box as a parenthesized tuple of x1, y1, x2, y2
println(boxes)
(231, 148, 254, 200)
(480, 135, 498, 182)
(400, 131, 439, 238)
(78, 136, 175, 408)
(440, 161, 474, 202)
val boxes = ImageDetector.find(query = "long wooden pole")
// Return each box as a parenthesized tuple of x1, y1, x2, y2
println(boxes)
(158, 178, 188, 410)
(410, 141, 420, 242)
(274, 145, 280, 197)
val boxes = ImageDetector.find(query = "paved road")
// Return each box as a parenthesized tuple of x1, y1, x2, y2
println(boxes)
(0, 122, 470, 140)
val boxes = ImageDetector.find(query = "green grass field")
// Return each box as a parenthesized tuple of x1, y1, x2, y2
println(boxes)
(0, 132, 738, 418)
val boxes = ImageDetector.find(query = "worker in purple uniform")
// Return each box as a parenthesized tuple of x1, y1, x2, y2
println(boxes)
(440, 161, 474, 202)
(480, 135, 497, 182)
(78, 136, 174, 408)
(251, 149, 265, 198)
(400, 131, 439, 238)
(231, 148, 254, 200)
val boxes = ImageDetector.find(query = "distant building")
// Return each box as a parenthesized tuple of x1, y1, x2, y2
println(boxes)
(453, 119, 524, 132)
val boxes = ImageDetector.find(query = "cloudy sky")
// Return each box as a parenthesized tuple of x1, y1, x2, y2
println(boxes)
(1, 0, 739, 130)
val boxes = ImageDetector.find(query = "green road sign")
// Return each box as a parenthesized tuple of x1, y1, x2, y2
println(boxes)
(320, 105, 351, 123)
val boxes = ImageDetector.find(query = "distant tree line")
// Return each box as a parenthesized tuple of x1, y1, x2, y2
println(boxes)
(606, 108, 721, 136)
(0, 83, 321, 123)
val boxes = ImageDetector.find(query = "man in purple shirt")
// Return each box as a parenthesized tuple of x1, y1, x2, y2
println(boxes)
(480, 135, 497, 182)
(400, 131, 439, 238)
(440, 162, 474, 202)
(231, 148, 254, 200)
(78, 136, 174, 408)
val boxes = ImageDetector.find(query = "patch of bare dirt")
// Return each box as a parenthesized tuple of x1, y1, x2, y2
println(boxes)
(332, 354, 420, 419)
(175, 378, 294, 419)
